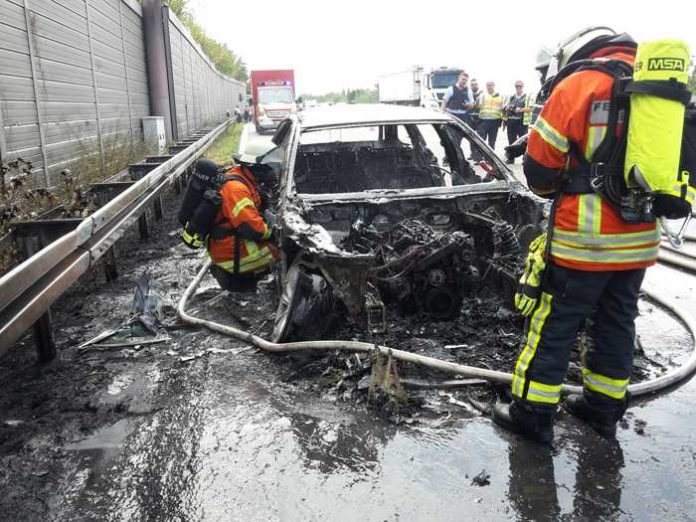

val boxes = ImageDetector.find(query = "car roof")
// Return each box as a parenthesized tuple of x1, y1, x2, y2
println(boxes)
(297, 104, 451, 130)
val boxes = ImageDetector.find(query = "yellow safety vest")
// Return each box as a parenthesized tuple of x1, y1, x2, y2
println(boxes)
(523, 92, 535, 126)
(480, 92, 504, 120)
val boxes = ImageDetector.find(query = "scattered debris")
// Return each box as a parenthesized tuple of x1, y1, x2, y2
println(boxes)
(634, 419, 648, 436)
(442, 392, 478, 414)
(78, 271, 170, 350)
(368, 349, 408, 416)
(178, 345, 253, 363)
(471, 469, 491, 487)
(180, 351, 205, 363)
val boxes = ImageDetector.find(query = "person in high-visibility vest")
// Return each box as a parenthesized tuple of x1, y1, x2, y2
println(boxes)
(522, 90, 536, 127)
(468, 78, 483, 131)
(492, 27, 660, 443)
(476, 81, 505, 152)
(504, 81, 530, 162)
(207, 151, 281, 292)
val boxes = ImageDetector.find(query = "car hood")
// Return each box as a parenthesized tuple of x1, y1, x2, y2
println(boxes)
(282, 179, 539, 258)
(297, 179, 522, 205)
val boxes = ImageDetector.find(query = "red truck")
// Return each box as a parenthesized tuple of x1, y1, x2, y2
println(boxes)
(250, 69, 296, 134)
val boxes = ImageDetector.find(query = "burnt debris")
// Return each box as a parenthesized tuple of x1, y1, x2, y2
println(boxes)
(343, 219, 478, 321)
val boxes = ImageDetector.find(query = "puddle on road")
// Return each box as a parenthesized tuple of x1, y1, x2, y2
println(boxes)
(64, 419, 129, 452)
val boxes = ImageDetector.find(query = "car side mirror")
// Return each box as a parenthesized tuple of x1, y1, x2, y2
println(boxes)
(272, 119, 292, 146)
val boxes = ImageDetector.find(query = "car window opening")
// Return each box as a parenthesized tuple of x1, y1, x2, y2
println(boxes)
(294, 124, 500, 194)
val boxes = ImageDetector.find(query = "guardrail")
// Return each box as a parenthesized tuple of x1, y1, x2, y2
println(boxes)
(0, 119, 233, 360)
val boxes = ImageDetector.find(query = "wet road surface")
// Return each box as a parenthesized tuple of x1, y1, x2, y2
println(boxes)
(1, 126, 696, 521)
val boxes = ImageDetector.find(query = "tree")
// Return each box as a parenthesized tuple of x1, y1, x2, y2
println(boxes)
(163, 0, 247, 81)
(302, 88, 379, 105)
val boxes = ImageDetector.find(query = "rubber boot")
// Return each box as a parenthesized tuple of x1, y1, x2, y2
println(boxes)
(564, 393, 626, 438)
(492, 400, 554, 444)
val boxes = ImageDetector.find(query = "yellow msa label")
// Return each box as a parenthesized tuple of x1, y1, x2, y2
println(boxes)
(635, 57, 687, 72)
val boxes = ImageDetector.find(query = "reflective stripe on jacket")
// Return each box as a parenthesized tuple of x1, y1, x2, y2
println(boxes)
(207, 165, 278, 274)
(524, 51, 660, 271)
(479, 92, 504, 120)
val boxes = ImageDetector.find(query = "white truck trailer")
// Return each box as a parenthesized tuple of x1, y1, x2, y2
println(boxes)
(378, 67, 440, 111)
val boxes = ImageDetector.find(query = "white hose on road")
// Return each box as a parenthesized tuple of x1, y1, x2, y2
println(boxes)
(659, 249, 696, 272)
(178, 259, 696, 398)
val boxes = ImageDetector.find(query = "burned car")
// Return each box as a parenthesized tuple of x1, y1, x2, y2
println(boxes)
(268, 105, 545, 342)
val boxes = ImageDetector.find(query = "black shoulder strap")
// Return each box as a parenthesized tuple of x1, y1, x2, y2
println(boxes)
(551, 59, 633, 165)
(589, 61, 633, 164)
(548, 58, 633, 98)
(221, 173, 249, 188)
(214, 172, 253, 276)
(551, 60, 633, 206)
(624, 79, 692, 105)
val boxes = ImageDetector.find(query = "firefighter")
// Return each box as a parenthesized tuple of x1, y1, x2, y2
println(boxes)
(207, 150, 281, 292)
(492, 28, 662, 442)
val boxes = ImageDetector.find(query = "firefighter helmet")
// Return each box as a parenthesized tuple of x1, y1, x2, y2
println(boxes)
(234, 145, 282, 188)
(535, 46, 554, 84)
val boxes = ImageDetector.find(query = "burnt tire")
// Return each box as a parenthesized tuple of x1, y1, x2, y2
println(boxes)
(272, 264, 337, 343)
(272, 263, 303, 343)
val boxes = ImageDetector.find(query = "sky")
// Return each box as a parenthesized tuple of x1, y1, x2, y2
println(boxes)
(189, 0, 696, 97)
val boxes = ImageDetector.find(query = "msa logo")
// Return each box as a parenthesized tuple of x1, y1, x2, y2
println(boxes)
(643, 57, 686, 72)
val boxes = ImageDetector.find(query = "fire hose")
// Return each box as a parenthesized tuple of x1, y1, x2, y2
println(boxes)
(178, 258, 696, 398)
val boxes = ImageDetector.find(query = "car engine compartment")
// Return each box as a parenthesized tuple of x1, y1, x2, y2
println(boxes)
(278, 190, 544, 340)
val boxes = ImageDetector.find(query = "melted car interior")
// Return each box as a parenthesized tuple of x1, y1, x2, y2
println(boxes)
(294, 123, 500, 194)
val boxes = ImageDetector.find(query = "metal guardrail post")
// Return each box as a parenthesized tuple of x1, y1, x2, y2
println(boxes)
(19, 236, 56, 362)
(153, 196, 164, 220)
(103, 246, 118, 282)
(138, 211, 150, 239)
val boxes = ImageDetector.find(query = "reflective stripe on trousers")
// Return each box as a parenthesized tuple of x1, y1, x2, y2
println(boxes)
(215, 239, 273, 274)
(582, 368, 629, 400)
(512, 292, 554, 401)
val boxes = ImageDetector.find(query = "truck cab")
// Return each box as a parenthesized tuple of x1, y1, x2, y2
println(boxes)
(251, 70, 296, 133)
(429, 68, 464, 101)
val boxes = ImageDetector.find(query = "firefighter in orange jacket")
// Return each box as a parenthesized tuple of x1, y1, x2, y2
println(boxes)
(493, 28, 661, 442)
(208, 151, 280, 292)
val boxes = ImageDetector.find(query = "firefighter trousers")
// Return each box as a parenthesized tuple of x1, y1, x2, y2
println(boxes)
(511, 262, 645, 415)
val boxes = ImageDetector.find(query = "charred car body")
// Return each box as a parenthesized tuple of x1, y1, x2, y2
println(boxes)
(268, 105, 545, 342)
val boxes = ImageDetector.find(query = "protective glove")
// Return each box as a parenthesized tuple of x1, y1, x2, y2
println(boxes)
(514, 233, 547, 316)
(181, 222, 205, 249)
(504, 134, 528, 161)
(263, 209, 277, 229)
